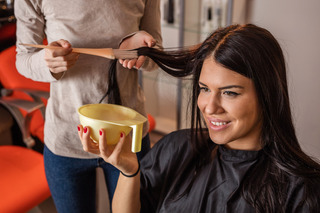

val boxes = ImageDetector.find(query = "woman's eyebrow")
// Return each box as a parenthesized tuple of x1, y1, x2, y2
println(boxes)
(219, 85, 244, 90)
(199, 82, 207, 87)
(199, 81, 244, 90)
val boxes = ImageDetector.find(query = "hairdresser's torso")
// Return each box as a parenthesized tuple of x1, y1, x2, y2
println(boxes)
(15, 0, 162, 158)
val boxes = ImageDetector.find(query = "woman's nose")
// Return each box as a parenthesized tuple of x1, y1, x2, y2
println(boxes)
(204, 94, 224, 115)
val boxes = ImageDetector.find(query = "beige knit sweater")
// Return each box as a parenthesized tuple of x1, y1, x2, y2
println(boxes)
(14, 0, 162, 158)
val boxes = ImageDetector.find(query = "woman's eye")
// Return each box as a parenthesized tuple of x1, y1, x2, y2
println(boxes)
(199, 87, 210, 93)
(222, 91, 239, 96)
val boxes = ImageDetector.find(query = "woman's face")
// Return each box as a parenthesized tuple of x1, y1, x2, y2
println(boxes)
(197, 57, 262, 151)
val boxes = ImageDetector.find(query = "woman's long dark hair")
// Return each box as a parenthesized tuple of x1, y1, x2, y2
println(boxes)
(107, 24, 320, 212)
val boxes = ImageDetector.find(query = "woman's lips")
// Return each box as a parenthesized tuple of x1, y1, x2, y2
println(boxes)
(207, 118, 231, 131)
(210, 121, 228, 126)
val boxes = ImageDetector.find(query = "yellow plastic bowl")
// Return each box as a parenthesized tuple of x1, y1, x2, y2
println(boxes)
(78, 104, 147, 153)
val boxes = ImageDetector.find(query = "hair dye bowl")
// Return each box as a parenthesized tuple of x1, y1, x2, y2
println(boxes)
(78, 104, 147, 152)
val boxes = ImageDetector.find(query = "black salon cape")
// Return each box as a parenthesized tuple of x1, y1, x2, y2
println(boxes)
(139, 129, 310, 213)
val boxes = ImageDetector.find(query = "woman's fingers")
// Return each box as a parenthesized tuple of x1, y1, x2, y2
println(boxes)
(78, 126, 137, 175)
(55, 39, 72, 48)
(99, 130, 127, 162)
(112, 132, 127, 156)
(135, 56, 146, 69)
(118, 30, 156, 69)
(100, 131, 138, 174)
(78, 125, 100, 155)
(120, 59, 137, 69)
(120, 57, 145, 70)
(45, 52, 79, 62)
(44, 39, 79, 73)
(77, 125, 83, 140)
(98, 129, 112, 159)
(144, 35, 156, 48)
(46, 39, 72, 57)
(45, 55, 79, 73)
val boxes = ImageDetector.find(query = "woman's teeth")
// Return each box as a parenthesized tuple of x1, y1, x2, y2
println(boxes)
(211, 121, 227, 126)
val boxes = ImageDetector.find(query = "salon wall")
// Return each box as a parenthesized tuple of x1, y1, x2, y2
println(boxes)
(247, 0, 320, 159)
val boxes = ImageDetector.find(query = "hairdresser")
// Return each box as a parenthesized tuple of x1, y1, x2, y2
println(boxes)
(79, 24, 320, 212)
(14, 0, 162, 212)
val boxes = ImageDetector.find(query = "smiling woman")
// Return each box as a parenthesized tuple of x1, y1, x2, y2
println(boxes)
(197, 57, 262, 151)
(79, 24, 320, 213)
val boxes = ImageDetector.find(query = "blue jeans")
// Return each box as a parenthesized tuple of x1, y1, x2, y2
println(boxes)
(44, 134, 150, 213)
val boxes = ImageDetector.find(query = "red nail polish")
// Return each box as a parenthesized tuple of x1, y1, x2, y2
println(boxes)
(77, 126, 80, 131)
(99, 130, 102, 135)
(84, 127, 87, 133)
(120, 132, 124, 138)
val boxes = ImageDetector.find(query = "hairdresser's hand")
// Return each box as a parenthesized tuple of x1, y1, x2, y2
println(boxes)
(119, 31, 156, 69)
(44, 39, 80, 78)
(77, 125, 139, 175)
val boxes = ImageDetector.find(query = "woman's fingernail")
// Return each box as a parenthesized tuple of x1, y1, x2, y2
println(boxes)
(120, 132, 124, 138)
(99, 130, 102, 135)
(84, 127, 87, 133)
(77, 126, 80, 131)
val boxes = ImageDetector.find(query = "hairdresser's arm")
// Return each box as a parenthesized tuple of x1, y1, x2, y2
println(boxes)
(138, 0, 162, 71)
(15, 0, 51, 82)
(77, 125, 141, 213)
(15, 0, 78, 81)
(119, 0, 162, 71)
